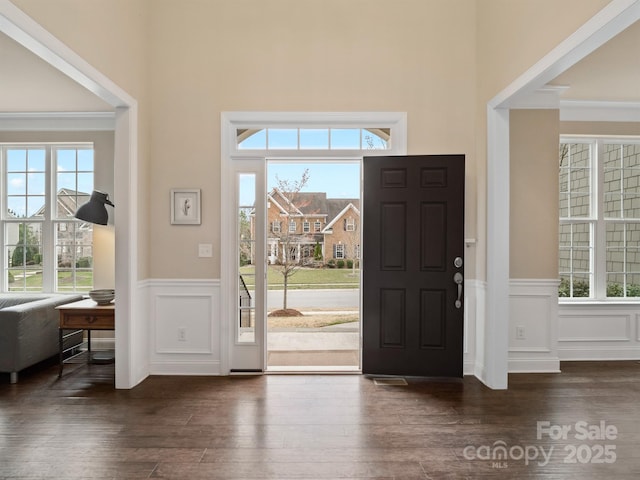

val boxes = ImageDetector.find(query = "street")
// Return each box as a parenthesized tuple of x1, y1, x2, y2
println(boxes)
(259, 288, 360, 309)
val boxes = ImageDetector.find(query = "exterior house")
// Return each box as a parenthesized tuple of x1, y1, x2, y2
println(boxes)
(258, 189, 360, 266)
(27, 188, 92, 268)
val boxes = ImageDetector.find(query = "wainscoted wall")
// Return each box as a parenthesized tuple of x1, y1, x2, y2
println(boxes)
(145, 278, 481, 377)
(142, 277, 640, 378)
(464, 279, 483, 376)
(558, 303, 640, 360)
(147, 279, 221, 375)
(508, 279, 560, 373)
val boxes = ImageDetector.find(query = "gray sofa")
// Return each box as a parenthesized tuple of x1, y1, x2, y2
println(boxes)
(0, 294, 83, 383)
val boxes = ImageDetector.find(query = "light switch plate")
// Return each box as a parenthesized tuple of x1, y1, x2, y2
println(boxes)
(198, 243, 213, 257)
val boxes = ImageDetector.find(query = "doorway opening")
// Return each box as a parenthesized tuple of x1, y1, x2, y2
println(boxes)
(262, 161, 361, 371)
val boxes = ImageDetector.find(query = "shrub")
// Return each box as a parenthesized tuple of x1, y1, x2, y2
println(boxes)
(76, 257, 92, 268)
(558, 278, 589, 297)
(336, 259, 345, 269)
(346, 259, 353, 269)
(326, 259, 336, 268)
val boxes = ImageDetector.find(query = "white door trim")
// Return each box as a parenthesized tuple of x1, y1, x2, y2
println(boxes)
(220, 112, 407, 374)
(0, 0, 142, 388)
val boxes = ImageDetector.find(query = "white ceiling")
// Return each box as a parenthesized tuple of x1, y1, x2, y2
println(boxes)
(549, 20, 640, 102)
(0, 31, 112, 112)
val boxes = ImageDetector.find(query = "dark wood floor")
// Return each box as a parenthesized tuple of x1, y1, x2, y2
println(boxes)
(1, 359, 639, 479)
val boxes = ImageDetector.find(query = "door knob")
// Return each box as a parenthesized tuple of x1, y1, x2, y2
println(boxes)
(453, 272, 463, 309)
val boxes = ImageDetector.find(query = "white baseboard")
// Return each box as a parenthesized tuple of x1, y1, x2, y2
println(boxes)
(148, 360, 222, 376)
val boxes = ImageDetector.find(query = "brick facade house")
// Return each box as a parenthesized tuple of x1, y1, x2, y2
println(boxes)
(252, 189, 360, 266)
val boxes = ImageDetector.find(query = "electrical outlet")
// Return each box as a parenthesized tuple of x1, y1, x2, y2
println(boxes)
(516, 326, 525, 340)
(198, 243, 213, 257)
(178, 327, 187, 341)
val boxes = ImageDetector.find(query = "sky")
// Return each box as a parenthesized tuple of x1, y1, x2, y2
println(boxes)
(268, 162, 360, 199)
(239, 161, 360, 208)
(6, 147, 93, 217)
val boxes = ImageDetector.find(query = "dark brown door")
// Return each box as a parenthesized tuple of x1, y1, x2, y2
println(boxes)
(362, 155, 465, 377)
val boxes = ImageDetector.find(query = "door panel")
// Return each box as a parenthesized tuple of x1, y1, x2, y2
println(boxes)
(362, 155, 464, 377)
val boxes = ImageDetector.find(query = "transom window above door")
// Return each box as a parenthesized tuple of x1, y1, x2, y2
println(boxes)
(237, 128, 391, 150)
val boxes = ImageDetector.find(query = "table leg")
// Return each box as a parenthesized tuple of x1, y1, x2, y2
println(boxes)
(58, 328, 63, 378)
(87, 329, 91, 363)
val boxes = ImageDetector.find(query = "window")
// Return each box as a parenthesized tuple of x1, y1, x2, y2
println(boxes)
(289, 220, 296, 233)
(237, 127, 390, 150)
(345, 217, 355, 231)
(2, 144, 95, 292)
(334, 244, 345, 259)
(303, 220, 310, 233)
(559, 138, 640, 299)
(314, 220, 322, 232)
(271, 221, 280, 233)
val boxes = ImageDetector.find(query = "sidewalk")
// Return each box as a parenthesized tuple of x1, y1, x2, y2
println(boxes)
(268, 322, 359, 351)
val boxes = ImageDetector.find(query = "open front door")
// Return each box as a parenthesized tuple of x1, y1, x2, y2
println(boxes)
(362, 155, 465, 377)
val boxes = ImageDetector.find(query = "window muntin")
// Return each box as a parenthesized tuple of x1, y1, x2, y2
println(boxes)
(2, 144, 95, 293)
(302, 221, 310, 233)
(345, 217, 355, 231)
(560, 138, 640, 299)
(237, 127, 390, 150)
(334, 243, 345, 259)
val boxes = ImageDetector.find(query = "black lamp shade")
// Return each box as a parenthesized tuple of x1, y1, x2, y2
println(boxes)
(75, 191, 114, 225)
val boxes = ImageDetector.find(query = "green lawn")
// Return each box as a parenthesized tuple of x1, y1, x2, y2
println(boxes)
(240, 265, 360, 289)
(8, 269, 93, 292)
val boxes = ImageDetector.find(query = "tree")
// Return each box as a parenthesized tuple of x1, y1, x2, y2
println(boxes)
(11, 224, 40, 267)
(238, 208, 252, 266)
(313, 241, 323, 262)
(345, 212, 360, 275)
(271, 169, 310, 313)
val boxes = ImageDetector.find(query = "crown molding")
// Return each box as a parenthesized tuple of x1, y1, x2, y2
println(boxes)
(0, 111, 115, 131)
(560, 100, 640, 122)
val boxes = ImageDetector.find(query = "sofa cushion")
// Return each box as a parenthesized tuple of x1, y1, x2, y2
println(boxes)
(0, 294, 49, 310)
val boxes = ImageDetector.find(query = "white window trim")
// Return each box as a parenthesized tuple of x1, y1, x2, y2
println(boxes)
(560, 135, 640, 303)
(345, 217, 355, 231)
(1, 143, 94, 293)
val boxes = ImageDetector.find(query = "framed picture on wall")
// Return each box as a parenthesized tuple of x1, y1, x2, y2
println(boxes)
(171, 189, 201, 225)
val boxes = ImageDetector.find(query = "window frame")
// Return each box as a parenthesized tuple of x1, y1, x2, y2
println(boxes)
(560, 135, 640, 302)
(1, 142, 95, 293)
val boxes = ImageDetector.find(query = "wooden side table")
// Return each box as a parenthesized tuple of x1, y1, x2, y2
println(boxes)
(57, 299, 115, 378)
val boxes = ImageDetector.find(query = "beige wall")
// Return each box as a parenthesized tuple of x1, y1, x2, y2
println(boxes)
(147, 0, 477, 278)
(7, 0, 623, 283)
(475, 0, 611, 280)
(509, 110, 560, 278)
(12, 0, 151, 279)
